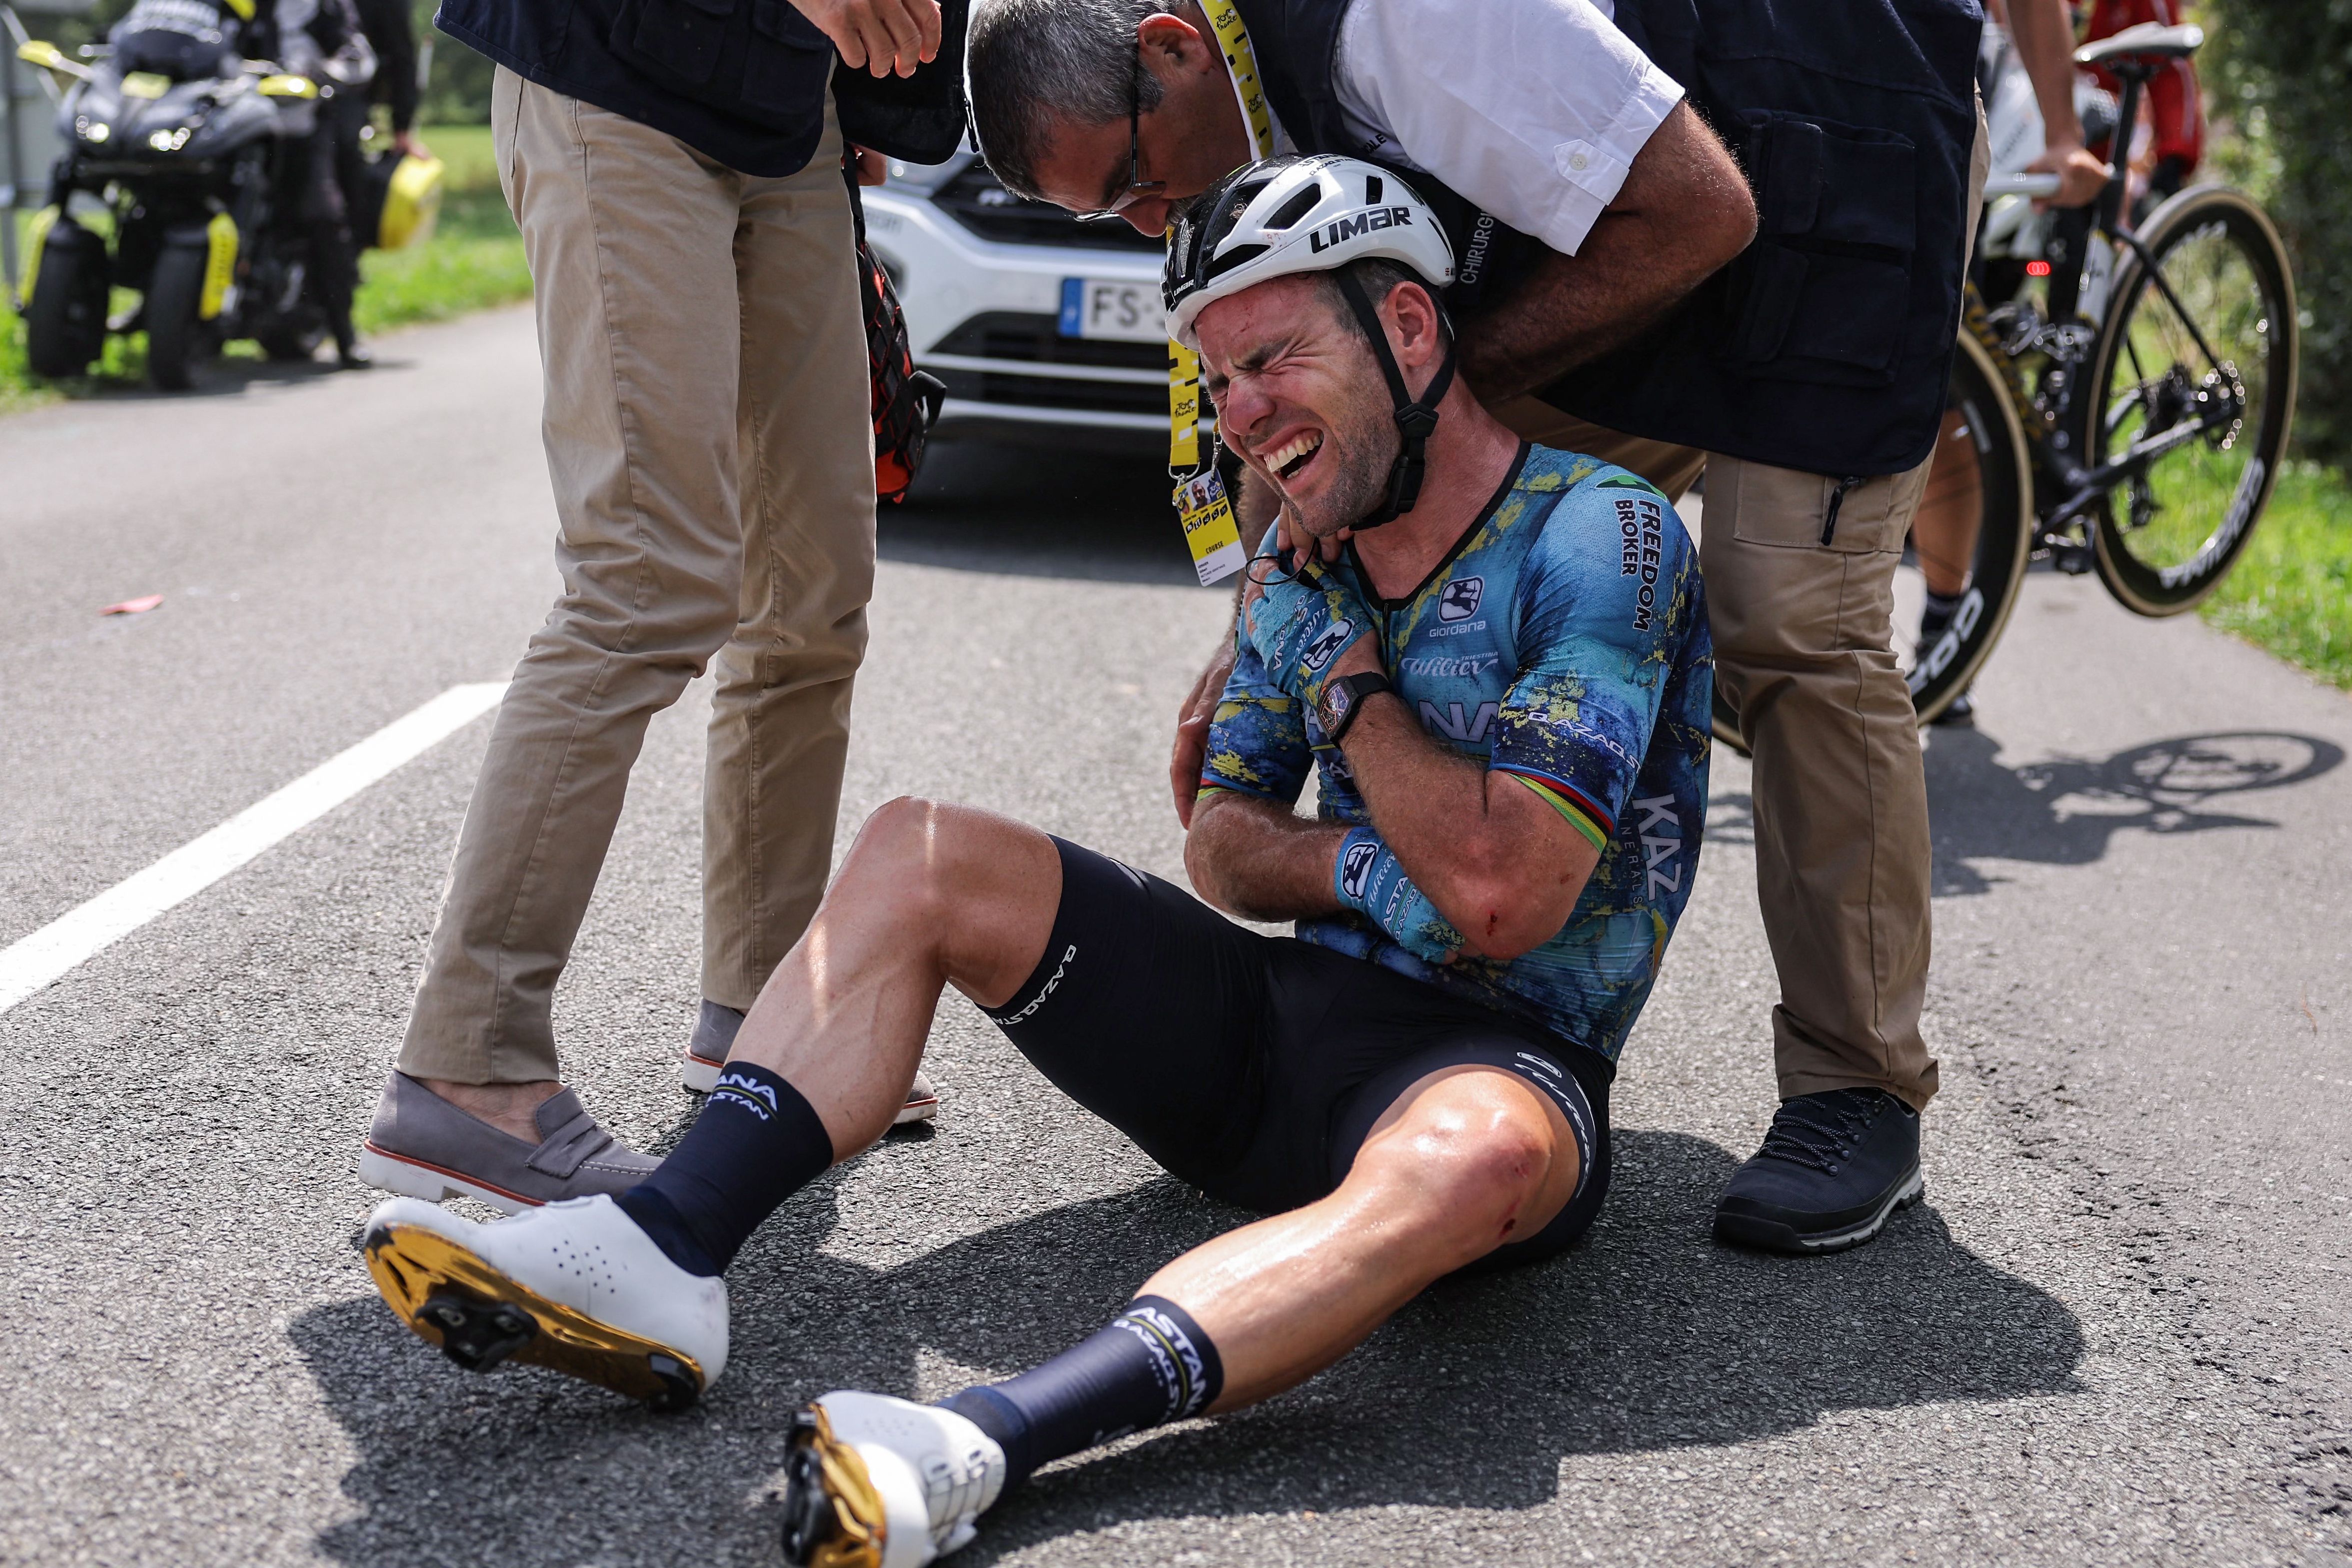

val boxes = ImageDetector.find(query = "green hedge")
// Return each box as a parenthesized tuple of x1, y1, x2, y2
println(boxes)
(2205, 0, 2352, 471)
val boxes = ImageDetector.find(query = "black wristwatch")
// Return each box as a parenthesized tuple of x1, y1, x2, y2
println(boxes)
(1317, 671, 1393, 746)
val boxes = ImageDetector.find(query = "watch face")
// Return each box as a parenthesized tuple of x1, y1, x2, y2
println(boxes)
(1321, 682, 1353, 735)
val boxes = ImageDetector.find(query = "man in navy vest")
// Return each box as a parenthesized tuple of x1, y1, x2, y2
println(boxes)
(357, 0, 955, 1212)
(967, 0, 1988, 1255)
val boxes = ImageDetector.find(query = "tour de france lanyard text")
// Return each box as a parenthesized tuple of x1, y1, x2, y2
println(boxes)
(1167, 0, 1275, 587)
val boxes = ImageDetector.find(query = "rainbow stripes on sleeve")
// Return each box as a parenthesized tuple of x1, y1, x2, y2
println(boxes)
(1492, 766, 1613, 853)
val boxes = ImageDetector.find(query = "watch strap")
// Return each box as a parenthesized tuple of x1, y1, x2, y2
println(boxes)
(1322, 671, 1392, 746)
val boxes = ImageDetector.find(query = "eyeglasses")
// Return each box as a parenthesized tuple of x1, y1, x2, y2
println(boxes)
(1074, 43, 1166, 222)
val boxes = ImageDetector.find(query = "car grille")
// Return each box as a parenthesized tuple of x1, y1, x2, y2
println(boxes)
(927, 311, 1168, 415)
(927, 164, 1164, 252)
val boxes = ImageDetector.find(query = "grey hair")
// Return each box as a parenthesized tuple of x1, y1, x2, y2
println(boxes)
(967, 0, 1176, 199)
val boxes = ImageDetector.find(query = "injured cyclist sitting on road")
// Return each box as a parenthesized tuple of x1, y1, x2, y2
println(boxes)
(358, 156, 1713, 1568)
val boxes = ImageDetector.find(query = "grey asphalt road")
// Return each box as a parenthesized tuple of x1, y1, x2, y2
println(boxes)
(1, 307, 2347, 1568)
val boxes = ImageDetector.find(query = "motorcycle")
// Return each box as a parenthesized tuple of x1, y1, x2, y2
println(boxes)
(14, 26, 437, 390)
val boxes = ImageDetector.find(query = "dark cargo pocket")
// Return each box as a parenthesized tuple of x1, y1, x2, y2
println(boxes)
(619, 0, 734, 85)
(1719, 110, 1919, 386)
(742, 0, 833, 117)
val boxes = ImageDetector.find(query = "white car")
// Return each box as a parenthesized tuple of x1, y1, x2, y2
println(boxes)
(862, 150, 1169, 453)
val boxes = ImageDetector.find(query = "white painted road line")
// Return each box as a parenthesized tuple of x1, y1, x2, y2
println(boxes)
(0, 682, 506, 1015)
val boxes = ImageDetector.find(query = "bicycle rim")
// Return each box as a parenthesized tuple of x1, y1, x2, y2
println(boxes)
(2086, 185, 2298, 616)
(1707, 329, 2029, 751)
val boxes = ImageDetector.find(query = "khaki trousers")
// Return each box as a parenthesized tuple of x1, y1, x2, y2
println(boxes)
(400, 69, 876, 1085)
(1486, 412, 1940, 1112)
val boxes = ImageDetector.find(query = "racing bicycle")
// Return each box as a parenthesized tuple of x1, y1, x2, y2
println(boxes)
(1717, 21, 2299, 740)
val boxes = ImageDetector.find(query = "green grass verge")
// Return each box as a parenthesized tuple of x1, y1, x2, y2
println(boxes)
(2200, 462, 2352, 692)
(1, 122, 526, 409)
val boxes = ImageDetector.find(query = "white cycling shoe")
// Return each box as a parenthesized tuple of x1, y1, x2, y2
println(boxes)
(361, 1193, 728, 1410)
(780, 1392, 1007, 1568)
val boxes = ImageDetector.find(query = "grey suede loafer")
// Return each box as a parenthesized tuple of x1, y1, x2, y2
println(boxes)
(358, 1071, 659, 1214)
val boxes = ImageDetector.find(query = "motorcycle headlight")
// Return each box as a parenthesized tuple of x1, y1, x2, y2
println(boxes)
(80, 118, 109, 141)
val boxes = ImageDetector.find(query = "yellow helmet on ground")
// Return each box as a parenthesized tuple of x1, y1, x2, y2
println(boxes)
(365, 153, 445, 251)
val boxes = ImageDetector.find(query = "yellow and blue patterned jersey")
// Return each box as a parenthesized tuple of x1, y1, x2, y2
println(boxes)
(1201, 444, 1713, 1063)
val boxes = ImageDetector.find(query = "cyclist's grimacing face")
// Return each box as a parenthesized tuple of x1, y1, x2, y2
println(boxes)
(1197, 277, 1397, 539)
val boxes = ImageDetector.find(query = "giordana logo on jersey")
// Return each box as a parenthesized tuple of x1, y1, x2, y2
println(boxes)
(1307, 206, 1415, 254)
(1340, 838, 1380, 901)
(1438, 576, 1484, 622)
(1300, 619, 1356, 674)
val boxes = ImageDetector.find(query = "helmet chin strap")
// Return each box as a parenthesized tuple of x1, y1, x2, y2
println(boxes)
(1331, 270, 1458, 530)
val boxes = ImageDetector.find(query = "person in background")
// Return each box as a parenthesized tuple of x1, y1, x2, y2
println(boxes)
(350, 0, 427, 160)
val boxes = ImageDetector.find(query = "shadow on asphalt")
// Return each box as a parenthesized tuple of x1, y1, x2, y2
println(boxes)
(39, 352, 386, 404)
(881, 442, 1207, 588)
(291, 1131, 2082, 1565)
(1920, 727, 2346, 896)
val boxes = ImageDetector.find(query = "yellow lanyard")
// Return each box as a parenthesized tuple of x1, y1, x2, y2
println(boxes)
(1167, 0, 1276, 476)
(1166, 4, 1275, 585)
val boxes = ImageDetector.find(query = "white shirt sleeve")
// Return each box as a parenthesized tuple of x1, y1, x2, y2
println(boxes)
(1333, 0, 1686, 257)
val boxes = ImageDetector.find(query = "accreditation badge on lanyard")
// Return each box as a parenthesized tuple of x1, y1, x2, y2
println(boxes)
(1166, 0, 1278, 586)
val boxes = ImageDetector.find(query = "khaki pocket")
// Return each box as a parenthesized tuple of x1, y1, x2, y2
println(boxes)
(1722, 458, 1926, 556)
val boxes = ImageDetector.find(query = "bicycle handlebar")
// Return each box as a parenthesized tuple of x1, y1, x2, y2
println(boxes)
(1983, 172, 2064, 199)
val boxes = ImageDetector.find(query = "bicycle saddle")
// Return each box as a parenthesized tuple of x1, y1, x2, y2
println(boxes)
(2074, 21, 2203, 68)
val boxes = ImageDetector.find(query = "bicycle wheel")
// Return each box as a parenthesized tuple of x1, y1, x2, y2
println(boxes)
(2084, 185, 2297, 616)
(1708, 328, 2031, 750)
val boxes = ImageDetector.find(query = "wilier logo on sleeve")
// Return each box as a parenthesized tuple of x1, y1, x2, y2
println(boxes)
(1438, 576, 1484, 622)
(1340, 838, 1380, 900)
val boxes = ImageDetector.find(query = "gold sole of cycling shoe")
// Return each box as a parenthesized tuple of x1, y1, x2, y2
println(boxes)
(362, 1220, 704, 1411)
(779, 1405, 889, 1568)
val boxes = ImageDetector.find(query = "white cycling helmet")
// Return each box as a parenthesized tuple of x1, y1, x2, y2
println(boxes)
(1163, 153, 1457, 349)
(1164, 154, 1462, 527)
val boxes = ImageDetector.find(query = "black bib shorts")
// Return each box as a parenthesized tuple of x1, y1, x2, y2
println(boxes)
(979, 838, 1614, 1267)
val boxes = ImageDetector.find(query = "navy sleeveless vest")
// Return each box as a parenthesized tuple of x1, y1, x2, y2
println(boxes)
(1228, 0, 1984, 476)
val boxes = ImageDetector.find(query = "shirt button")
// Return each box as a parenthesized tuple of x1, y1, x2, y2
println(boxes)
(1568, 151, 1590, 171)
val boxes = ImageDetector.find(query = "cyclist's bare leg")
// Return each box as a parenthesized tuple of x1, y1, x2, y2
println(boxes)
(1142, 1064, 1579, 1411)
(1911, 406, 1985, 600)
(724, 798, 1061, 1157)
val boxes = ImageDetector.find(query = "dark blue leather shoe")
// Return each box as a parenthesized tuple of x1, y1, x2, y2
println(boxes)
(1714, 1089, 1924, 1254)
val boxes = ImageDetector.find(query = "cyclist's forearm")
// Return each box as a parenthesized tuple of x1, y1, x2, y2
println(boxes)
(1185, 791, 1345, 921)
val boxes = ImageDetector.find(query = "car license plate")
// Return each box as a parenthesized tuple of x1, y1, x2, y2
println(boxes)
(1059, 277, 1164, 342)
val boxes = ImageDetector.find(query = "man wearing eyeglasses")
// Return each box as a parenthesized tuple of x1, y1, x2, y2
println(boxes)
(967, 0, 1989, 1258)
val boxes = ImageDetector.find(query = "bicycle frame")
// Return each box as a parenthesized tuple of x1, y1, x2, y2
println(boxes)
(1972, 56, 2247, 561)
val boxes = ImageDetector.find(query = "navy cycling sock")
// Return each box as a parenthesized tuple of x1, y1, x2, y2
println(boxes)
(614, 1062, 831, 1277)
(939, 1295, 1223, 1488)
(1921, 587, 1964, 636)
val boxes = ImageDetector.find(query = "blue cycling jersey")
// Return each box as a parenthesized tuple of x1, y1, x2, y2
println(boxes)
(1201, 443, 1713, 1063)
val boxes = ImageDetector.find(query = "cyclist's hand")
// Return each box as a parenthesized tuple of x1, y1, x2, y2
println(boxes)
(1272, 511, 1348, 575)
(1243, 549, 1372, 712)
(2027, 141, 2112, 209)
(1171, 639, 1236, 829)
(796, 0, 940, 76)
